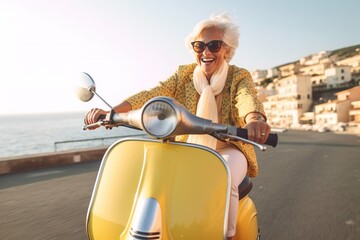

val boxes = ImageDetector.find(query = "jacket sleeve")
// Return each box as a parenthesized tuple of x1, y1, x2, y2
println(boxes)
(233, 68, 265, 122)
(229, 67, 264, 178)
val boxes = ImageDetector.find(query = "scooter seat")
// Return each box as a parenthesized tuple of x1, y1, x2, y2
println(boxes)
(238, 176, 253, 200)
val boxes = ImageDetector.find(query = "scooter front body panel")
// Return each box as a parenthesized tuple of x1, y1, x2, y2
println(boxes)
(87, 138, 231, 240)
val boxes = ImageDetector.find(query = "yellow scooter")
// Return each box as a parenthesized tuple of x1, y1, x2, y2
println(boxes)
(77, 73, 278, 240)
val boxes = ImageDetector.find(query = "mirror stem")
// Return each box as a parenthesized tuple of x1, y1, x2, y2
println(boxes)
(91, 89, 113, 109)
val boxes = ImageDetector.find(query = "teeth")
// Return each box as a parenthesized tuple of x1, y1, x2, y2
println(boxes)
(202, 58, 214, 62)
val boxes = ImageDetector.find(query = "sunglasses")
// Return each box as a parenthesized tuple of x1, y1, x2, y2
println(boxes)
(191, 40, 224, 53)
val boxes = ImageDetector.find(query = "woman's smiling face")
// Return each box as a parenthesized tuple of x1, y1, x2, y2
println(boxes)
(193, 27, 229, 80)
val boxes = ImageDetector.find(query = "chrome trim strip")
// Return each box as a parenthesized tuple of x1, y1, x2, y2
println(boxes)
(129, 198, 162, 239)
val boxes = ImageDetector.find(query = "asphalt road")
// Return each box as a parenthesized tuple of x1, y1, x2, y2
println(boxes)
(0, 130, 359, 240)
(252, 130, 360, 240)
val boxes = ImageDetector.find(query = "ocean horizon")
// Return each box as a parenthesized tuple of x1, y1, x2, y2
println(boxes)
(0, 112, 142, 158)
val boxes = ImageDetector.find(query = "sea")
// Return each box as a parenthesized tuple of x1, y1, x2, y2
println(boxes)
(0, 112, 143, 159)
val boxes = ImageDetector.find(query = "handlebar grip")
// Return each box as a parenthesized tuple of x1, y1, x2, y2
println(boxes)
(236, 128, 278, 148)
(98, 114, 106, 121)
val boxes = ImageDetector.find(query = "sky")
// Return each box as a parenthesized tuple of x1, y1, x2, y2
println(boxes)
(1, 0, 360, 115)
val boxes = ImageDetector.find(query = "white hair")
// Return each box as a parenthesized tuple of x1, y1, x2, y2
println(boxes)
(185, 13, 239, 62)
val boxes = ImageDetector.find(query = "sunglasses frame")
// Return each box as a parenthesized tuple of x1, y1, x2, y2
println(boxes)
(191, 40, 225, 53)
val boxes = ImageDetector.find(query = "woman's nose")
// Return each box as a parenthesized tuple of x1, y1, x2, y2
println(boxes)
(202, 46, 212, 55)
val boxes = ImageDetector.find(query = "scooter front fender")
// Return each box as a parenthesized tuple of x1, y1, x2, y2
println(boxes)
(87, 138, 231, 240)
(234, 196, 259, 240)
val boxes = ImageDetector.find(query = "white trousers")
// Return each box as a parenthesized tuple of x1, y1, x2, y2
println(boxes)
(217, 147, 248, 237)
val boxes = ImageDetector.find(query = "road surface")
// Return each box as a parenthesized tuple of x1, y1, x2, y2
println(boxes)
(0, 130, 359, 239)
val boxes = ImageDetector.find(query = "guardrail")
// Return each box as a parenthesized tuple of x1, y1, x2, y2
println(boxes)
(54, 133, 146, 152)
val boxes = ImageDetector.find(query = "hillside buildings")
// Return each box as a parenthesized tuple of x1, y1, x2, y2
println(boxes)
(263, 75, 312, 127)
(252, 45, 360, 129)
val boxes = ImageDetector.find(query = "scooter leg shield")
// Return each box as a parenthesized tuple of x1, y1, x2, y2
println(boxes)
(86, 139, 232, 240)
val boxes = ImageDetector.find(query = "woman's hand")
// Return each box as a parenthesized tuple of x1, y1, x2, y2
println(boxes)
(244, 113, 271, 144)
(84, 101, 132, 130)
(84, 108, 108, 130)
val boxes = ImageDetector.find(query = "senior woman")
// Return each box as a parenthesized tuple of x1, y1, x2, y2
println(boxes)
(85, 13, 270, 240)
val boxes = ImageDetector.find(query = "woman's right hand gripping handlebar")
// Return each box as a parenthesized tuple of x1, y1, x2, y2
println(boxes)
(84, 101, 133, 130)
(84, 108, 108, 130)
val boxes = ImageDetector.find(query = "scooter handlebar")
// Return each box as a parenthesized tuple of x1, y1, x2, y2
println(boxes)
(236, 128, 278, 148)
(98, 114, 106, 121)
(88, 112, 278, 148)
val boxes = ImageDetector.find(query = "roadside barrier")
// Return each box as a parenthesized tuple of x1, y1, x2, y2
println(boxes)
(0, 134, 146, 175)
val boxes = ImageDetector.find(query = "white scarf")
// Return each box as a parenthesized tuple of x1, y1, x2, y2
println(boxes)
(187, 61, 229, 149)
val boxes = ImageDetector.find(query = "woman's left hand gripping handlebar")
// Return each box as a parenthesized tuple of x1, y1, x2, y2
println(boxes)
(244, 113, 271, 144)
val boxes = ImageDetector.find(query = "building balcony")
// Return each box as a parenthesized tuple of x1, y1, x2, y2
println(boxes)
(315, 110, 337, 114)
(349, 109, 360, 116)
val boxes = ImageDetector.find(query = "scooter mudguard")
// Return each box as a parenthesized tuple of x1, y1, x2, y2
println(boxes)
(86, 138, 231, 240)
(234, 196, 259, 240)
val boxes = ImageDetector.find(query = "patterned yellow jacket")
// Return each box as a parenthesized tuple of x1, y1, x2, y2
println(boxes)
(126, 63, 266, 177)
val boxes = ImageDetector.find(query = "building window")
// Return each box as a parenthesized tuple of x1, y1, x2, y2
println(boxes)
(307, 94, 310, 99)
(297, 94, 301, 100)
(341, 69, 344, 73)
(341, 76, 344, 80)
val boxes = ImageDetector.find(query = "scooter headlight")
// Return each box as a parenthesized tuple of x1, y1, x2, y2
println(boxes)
(142, 100, 178, 138)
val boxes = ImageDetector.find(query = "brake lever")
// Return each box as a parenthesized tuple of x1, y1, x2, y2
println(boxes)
(83, 121, 103, 130)
(214, 132, 267, 151)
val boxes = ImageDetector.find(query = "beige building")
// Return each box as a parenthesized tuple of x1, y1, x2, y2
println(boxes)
(266, 68, 280, 78)
(251, 69, 268, 85)
(336, 85, 360, 102)
(299, 62, 329, 76)
(263, 74, 312, 127)
(311, 74, 326, 91)
(278, 62, 300, 78)
(336, 52, 360, 72)
(300, 51, 329, 66)
(255, 83, 277, 103)
(325, 65, 352, 89)
(350, 101, 360, 123)
(336, 52, 360, 84)
(314, 86, 360, 125)
(314, 100, 348, 125)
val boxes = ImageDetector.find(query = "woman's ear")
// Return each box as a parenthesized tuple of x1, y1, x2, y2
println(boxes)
(224, 46, 231, 59)
(224, 51, 230, 60)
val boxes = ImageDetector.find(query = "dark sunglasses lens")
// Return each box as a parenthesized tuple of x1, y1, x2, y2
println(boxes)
(192, 42, 205, 53)
(208, 41, 222, 52)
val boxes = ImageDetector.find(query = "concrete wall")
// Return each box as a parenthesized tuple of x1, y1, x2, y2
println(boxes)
(0, 147, 108, 175)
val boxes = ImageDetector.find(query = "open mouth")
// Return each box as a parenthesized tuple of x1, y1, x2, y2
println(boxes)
(201, 58, 215, 63)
